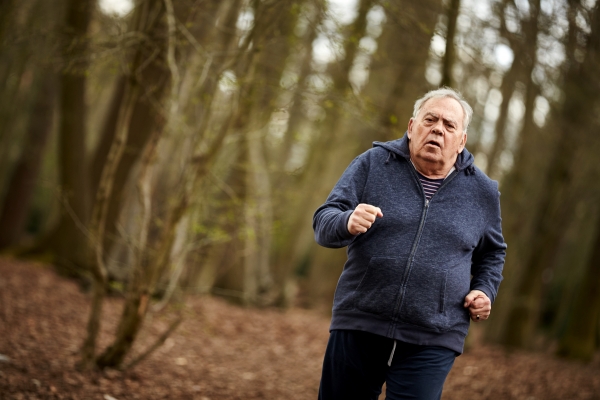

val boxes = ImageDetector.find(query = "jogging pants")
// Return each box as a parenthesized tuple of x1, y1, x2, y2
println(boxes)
(318, 330, 457, 400)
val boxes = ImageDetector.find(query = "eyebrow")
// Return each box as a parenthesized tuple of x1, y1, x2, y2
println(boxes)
(424, 112, 458, 127)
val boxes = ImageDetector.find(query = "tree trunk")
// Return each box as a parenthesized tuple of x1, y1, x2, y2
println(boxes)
(79, 80, 140, 369)
(555, 1, 600, 361)
(483, 0, 545, 345)
(556, 210, 600, 361)
(96, 290, 150, 368)
(96, 121, 162, 368)
(495, 0, 600, 349)
(88, 0, 171, 273)
(0, 74, 55, 248)
(242, 0, 304, 304)
(484, 62, 518, 179)
(53, 0, 94, 276)
(270, 2, 325, 307)
(360, 0, 443, 144)
(243, 128, 274, 304)
(94, 0, 241, 367)
(440, 0, 460, 87)
(212, 139, 248, 301)
(268, 0, 375, 307)
(90, 76, 127, 200)
(484, 0, 536, 179)
(0, 0, 40, 195)
(79, 0, 176, 368)
(205, 0, 301, 305)
(169, 0, 245, 300)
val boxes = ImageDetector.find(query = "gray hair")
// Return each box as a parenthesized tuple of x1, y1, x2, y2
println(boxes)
(412, 87, 473, 132)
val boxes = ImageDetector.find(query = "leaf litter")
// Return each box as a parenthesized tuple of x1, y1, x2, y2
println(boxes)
(0, 258, 599, 399)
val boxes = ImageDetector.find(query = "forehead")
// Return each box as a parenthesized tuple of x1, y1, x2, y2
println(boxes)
(419, 97, 464, 123)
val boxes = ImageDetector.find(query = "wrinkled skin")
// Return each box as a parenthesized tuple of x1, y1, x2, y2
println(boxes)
(407, 97, 467, 179)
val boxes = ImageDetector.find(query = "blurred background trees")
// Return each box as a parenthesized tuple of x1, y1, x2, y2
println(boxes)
(0, 0, 599, 367)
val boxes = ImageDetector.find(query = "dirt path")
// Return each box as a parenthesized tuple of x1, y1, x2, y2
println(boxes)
(1, 258, 599, 399)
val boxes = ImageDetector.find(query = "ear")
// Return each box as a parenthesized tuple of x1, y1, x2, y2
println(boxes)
(458, 132, 467, 153)
(407, 118, 414, 140)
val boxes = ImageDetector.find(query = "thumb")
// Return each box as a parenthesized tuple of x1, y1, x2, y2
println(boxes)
(463, 292, 476, 308)
(375, 207, 383, 218)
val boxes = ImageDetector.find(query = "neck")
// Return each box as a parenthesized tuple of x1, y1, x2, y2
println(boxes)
(410, 157, 454, 179)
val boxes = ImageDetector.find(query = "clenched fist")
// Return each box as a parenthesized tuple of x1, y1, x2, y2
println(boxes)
(347, 203, 383, 235)
(463, 290, 491, 322)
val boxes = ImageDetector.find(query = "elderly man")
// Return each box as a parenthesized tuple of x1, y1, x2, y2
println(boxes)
(313, 87, 506, 400)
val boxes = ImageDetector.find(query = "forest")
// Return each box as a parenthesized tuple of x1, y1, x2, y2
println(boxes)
(0, 0, 600, 397)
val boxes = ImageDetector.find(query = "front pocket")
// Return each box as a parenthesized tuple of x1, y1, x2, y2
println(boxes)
(439, 269, 448, 313)
(354, 257, 404, 318)
(400, 260, 470, 331)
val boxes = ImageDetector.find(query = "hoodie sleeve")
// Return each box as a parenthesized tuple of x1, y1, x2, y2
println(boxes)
(470, 187, 507, 304)
(312, 153, 370, 248)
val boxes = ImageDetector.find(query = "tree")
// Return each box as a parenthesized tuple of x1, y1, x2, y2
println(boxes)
(274, 0, 377, 307)
(88, 0, 174, 273)
(555, 0, 600, 361)
(52, 0, 94, 276)
(79, 0, 169, 369)
(440, 0, 460, 87)
(492, 0, 600, 349)
(0, 0, 61, 249)
(0, 75, 55, 247)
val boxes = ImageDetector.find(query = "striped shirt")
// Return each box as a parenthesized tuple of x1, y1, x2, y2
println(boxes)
(416, 173, 444, 200)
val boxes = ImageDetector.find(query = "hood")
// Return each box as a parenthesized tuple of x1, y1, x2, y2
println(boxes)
(373, 132, 476, 174)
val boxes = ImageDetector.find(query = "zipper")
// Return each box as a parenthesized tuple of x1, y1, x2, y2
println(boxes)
(387, 163, 461, 336)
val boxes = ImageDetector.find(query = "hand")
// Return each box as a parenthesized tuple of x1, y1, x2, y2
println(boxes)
(347, 204, 383, 235)
(463, 290, 491, 322)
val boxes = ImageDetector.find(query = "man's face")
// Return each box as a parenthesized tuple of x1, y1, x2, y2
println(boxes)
(407, 97, 467, 169)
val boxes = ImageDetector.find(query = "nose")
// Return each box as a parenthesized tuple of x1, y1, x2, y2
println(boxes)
(432, 121, 444, 135)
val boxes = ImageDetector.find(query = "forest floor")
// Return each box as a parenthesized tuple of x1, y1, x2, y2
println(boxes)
(1, 257, 600, 400)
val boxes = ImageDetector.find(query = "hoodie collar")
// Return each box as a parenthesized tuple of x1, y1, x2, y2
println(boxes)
(373, 132, 475, 172)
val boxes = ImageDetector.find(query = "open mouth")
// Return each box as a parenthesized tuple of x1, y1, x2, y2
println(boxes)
(426, 141, 441, 148)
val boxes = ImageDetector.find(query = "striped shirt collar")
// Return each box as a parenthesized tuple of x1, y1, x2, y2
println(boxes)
(409, 159, 456, 180)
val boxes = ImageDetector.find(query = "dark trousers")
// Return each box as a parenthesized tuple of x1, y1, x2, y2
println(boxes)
(318, 330, 457, 400)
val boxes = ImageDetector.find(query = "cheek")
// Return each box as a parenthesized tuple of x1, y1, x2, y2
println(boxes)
(450, 135, 465, 150)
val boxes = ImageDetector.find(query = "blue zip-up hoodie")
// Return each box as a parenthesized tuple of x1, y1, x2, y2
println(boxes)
(313, 133, 506, 354)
